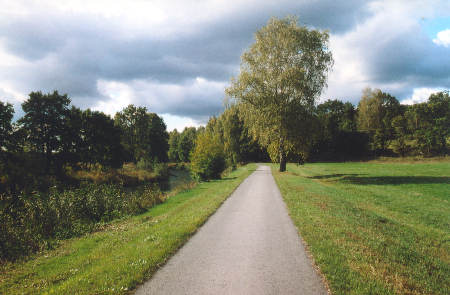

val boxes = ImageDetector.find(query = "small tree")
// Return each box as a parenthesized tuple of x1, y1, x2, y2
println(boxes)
(178, 127, 197, 162)
(190, 132, 225, 180)
(114, 105, 149, 162)
(19, 91, 70, 172)
(226, 16, 333, 171)
(146, 113, 169, 162)
(83, 109, 125, 168)
(114, 105, 168, 163)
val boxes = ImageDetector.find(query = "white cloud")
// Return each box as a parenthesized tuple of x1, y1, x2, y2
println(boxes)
(92, 77, 222, 130)
(160, 113, 201, 132)
(401, 87, 444, 105)
(93, 80, 133, 115)
(0, 41, 29, 105)
(0, 41, 28, 67)
(320, 33, 369, 102)
(0, 0, 258, 39)
(320, 0, 450, 104)
(433, 29, 450, 47)
(92, 77, 225, 122)
(0, 85, 26, 103)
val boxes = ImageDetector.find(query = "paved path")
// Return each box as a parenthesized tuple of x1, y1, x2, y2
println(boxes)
(135, 165, 328, 295)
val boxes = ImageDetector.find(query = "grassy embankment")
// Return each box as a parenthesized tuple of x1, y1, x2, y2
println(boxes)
(272, 160, 449, 295)
(0, 164, 256, 294)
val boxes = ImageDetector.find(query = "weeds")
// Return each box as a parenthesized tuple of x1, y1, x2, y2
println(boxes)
(0, 183, 163, 262)
(0, 164, 256, 295)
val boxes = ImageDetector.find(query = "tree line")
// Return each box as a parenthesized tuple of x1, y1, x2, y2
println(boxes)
(186, 88, 449, 179)
(1, 16, 449, 185)
(2, 16, 448, 187)
(0, 91, 169, 193)
(312, 88, 449, 160)
(0, 88, 448, 191)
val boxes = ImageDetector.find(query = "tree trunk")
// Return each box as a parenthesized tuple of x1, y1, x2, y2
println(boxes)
(279, 150, 286, 172)
(279, 134, 287, 172)
(45, 142, 52, 174)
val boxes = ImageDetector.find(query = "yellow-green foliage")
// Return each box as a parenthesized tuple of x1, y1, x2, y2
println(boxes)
(226, 16, 333, 168)
(190, 132, 225, 180)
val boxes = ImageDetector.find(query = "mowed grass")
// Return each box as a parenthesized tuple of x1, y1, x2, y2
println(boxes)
(272, 161, 449, 295)
(0, 164, 256, 295)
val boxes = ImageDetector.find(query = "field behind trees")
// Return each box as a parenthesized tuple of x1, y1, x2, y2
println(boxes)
(272, 160, 449, 295)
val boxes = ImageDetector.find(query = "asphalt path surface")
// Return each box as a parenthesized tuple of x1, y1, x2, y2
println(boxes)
(135, 165, 328, 295)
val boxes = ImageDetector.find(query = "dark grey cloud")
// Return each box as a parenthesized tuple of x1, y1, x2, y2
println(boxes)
(355, 25, 450, 101)
(0, 0, 448, 123)
(159, 93, 223, 121)
(126, 77, 226, 120)
(368, 31, 450, 86)
(0, 0, 371, 99)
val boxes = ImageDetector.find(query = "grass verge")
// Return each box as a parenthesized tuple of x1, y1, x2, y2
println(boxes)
(272, 162, 449, 295)
(0, 164, 256, 295)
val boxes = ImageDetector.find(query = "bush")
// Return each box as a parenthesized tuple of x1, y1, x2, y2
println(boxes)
(190, 133, 226, 181)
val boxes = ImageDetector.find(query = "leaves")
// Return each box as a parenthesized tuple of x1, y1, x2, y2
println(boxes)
(226, 16, 333, 168)
(114, 105, 169, 163)
(190, 132, 225, 180)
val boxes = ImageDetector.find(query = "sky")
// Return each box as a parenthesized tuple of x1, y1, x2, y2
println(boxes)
(0, 0, 449, 131)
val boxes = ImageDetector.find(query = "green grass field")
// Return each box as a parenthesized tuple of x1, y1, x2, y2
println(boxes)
(272, 161, 449, 295)
(0, 164, 256, 295)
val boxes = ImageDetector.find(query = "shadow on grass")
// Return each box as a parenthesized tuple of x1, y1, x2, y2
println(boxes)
(309, 174, 450, 185)
(221, 176, 237, 180)
(309, 173, 363, 179)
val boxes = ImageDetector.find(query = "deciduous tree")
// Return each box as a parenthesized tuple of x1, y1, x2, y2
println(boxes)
(18, 91, 70, 172)
(114, 105, 168, 163)
(226, 16, 333, 171)
(177, 127, 197, 162)
(357, 88, 401, 154)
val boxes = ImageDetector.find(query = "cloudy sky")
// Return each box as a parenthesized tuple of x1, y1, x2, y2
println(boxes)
(1, 0, 449, 130)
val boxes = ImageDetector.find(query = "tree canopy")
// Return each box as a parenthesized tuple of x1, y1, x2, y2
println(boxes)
(177, 127, 197, 162)
(226, 16, 333, 171)
(114, 105, 169, 163)
(18, 91, 71, 172)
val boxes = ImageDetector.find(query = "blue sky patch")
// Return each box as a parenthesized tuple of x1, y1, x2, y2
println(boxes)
(421, 17, 450, 38)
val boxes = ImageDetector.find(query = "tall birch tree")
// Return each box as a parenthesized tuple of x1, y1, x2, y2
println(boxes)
(226, 16, 333, 171)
